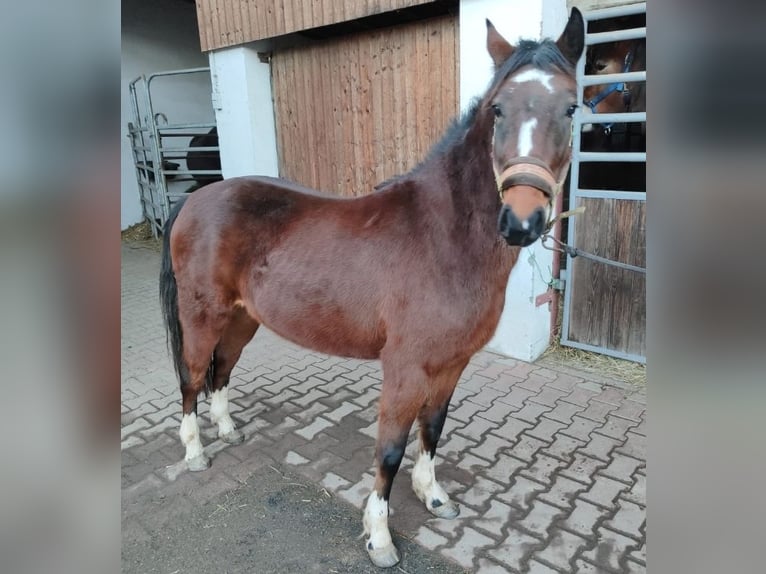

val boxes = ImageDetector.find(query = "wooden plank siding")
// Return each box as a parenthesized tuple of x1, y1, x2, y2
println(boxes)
(567, 198, 646, 357)
(271, 14, 458, 196)
(195, 0, 440, 51)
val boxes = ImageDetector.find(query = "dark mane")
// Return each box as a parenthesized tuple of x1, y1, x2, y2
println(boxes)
(375, 38, 572, 191)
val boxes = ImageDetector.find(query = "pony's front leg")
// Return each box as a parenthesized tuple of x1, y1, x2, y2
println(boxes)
(363, 370, 421, 568)
(412, 398, 460, 518)
(412, 365, 465, 519)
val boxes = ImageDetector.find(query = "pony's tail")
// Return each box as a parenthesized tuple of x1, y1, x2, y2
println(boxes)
(159, 199, 215, 395)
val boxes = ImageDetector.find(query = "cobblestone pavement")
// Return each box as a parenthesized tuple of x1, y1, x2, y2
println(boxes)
(122, 242, 646, 573)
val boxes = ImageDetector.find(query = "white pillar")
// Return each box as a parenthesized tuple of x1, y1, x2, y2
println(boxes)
(460, 0, 567, 362)
(208, 46, 279, 178)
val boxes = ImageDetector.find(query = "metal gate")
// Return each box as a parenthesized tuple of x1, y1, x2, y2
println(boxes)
(127, 68, 222, 237)
(560, 2, 647, 362)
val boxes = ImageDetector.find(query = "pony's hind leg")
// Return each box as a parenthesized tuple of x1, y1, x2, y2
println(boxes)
(209, 308, 259, 444)
(411, 362, 467, 519)
(178, 312, 227, 471)
(363, 363, 423, 568)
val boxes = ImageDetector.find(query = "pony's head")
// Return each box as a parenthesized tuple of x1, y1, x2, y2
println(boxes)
(485, 9, 584, 247)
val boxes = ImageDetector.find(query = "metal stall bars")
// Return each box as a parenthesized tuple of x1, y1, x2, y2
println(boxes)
(127, 68, 221, 237)
(559, 2, 646, 363)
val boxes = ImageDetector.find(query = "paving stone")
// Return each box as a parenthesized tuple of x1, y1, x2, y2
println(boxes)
(457, 453, 492, 472)
(544, 402, 585, 424)
(497, 386, 538, 408)
(599, 453, 643, 485)
(472, 498, 520, 536)
(531, 528, 588, 572)
(528, 385, 569, 407)
(414, 526, 448, 550)
(609, 399, 645, 423)
(547, 372, 583, 393)
(615, 432, 646, 461)
(467, 385, 509, 407)
(440, 433, 479, 460)
(590, 387, 627, 407)
(512, 402, 552, 424)
(625, 558, 647, 573)
(620, 473, 646, 506)
(559, 454, 607, 485)
(579, 476, 628, 510)
(527, 418, 568, 443)
(284, 450, 309, 465)
(595, 415, 636, 441)
(577, 400, 618, 423)
(537, 475, 588, 511)
(455, 417, 500, 442)
(474, 433, 514, 462)
(441, 527, 495, 569)
(561, 385, 600, 408)
(491, 416, 534, 443)
(483, 453, 527, 484)
(577, 433, 623, 463)
(497, 476, 548, 511)
(477, 401, 519, 423)
(560, 498, 606, 539)
(324, 401, 361, 422)
(542, 433, 586, 463)
(451, 399, 489, 423)
(121, 417, 150, 439)
(630, 543, 646, 565)
(519, 454, 566, 484)
(457, 476, 505, 510)
(294, 417, 334, 440)
(487, 526, 540, 571)
(475, 558, 515, 574)
(528, 559, 562, 573)
(605, 499, 645, 540)
(581, 526, 635, 572)
(350, 388, 378, 408)
(508, 434, 548, 463)
(516, 499, 566, 539)
(320, 472, 351, 493)
(560, 416, 601, 442)
(430, 504, 479, 537)
(336, 473, 375, 509)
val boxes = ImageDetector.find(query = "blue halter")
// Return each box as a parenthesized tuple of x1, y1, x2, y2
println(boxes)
(584, 47, 635, 134)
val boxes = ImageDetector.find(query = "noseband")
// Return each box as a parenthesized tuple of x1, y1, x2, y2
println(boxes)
(584, 46, 635, 134)
(497, 157, 558, 199)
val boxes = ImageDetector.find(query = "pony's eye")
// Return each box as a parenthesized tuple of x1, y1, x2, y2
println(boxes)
(595, 60, 607, 72)
(491, 104, 503, 118)
(566, 104, 578, 118)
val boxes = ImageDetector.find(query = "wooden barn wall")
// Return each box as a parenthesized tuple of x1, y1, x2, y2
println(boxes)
(195, 0, 439, 51)
(271, 14, 458, 196)
(567, 198, 646, 357)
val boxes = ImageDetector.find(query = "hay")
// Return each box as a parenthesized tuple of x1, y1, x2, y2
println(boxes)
(121, 220, 161, 251)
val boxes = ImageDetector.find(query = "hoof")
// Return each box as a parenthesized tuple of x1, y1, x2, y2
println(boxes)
(186, 454, 211, 472)
(367, 543, 400, 568)
(220, 429, 245, 444)
(428, 499, 460, 519)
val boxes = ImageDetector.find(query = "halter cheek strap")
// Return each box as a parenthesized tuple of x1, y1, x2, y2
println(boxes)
(584, 46, 636, 133)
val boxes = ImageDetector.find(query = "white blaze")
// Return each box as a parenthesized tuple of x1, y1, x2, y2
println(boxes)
(518, 118, 538, 157)
(512, 69, 554, 93)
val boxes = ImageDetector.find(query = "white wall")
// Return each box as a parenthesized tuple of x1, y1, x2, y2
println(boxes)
(121, 0, 212, 229)
(460, 0, 568, 362)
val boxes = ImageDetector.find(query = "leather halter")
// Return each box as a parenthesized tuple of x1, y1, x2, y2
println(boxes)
(496, 157, 559, 199)
(584, 46, 635, 134)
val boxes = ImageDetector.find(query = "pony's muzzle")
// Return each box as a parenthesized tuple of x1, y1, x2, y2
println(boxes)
(497, 204, 546, 246)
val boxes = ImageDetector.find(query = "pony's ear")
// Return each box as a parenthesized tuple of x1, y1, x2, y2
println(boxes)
(555, 8, 585, 66)
(486, 19, 514, 68)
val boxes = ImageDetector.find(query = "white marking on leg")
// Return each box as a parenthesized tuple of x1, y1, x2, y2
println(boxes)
(179, 413, 204, 461)
(518, 118, 538, 157)
(512, 69, 554, 92)
(210, 387, 236, 437)
(411, 450, 450, 507)
(363, 493, 393, 549)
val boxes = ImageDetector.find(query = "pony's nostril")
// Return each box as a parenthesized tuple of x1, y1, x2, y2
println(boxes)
(527, 208, 546, 235)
